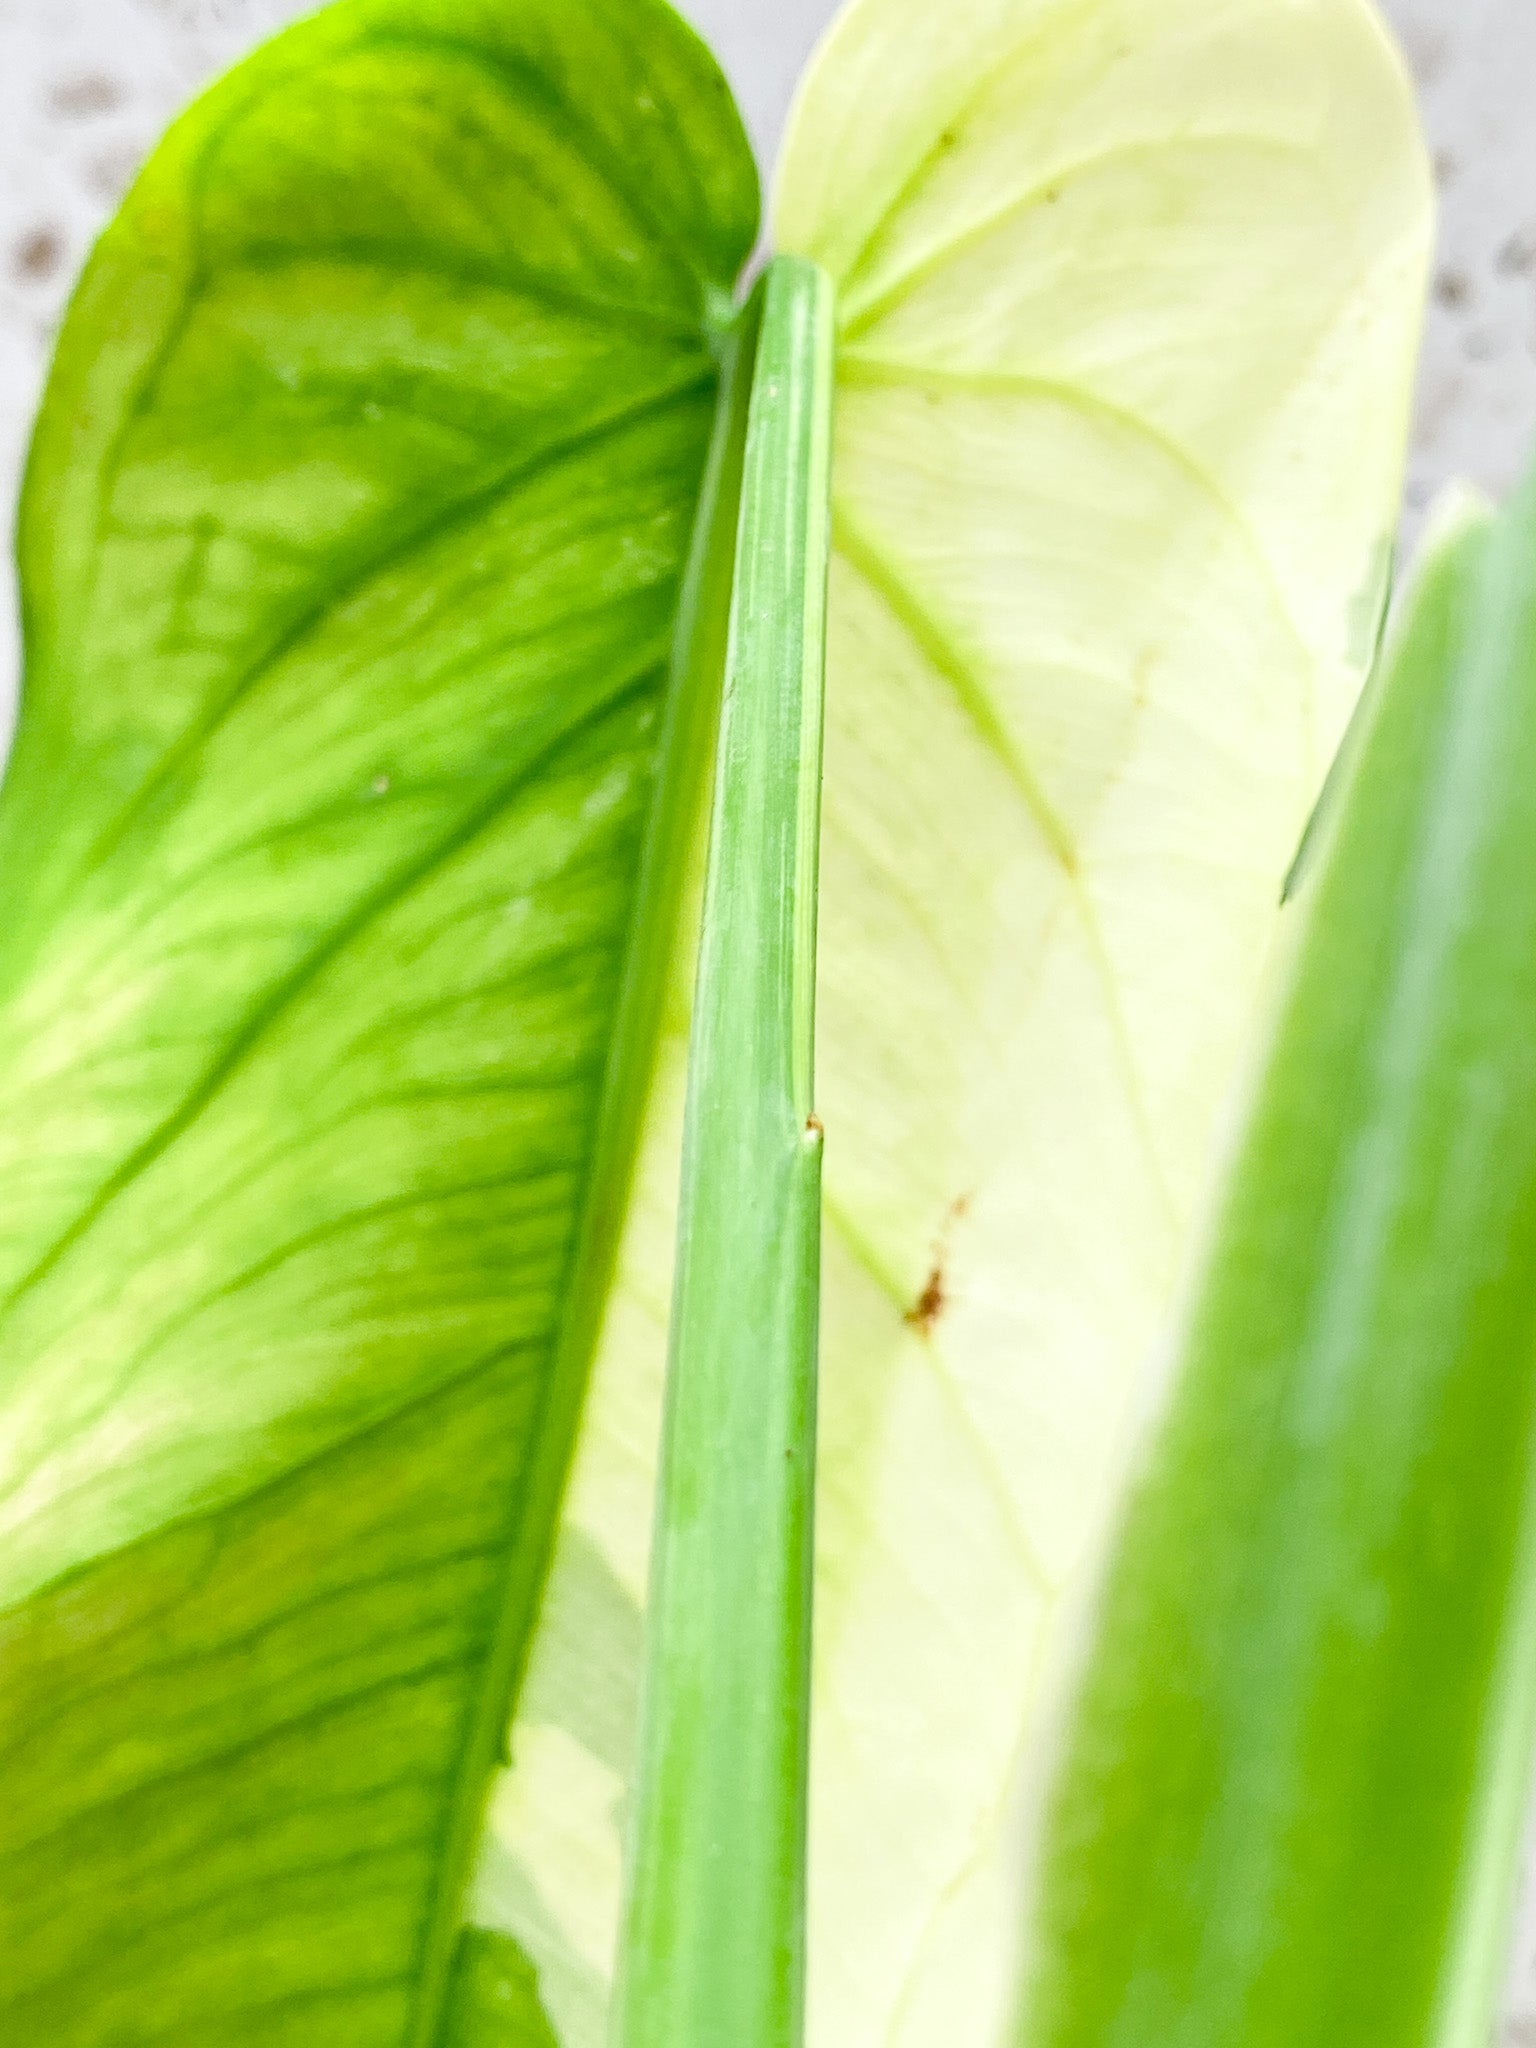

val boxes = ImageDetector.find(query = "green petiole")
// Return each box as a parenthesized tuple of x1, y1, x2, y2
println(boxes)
(612, 254, 836, 2048)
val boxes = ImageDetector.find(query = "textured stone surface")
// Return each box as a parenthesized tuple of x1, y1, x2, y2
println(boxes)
(1386, 0, 1536, 539)
(0, 0, 1531, 2032)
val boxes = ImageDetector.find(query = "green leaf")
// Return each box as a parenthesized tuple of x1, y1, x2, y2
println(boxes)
(1017, 480, 1536, 2048)
(0, 1, 756, 2042)
(615, 254, 835, 2048)
(444, 1932, 559, 2048)
(479, 2, 1432, 2043)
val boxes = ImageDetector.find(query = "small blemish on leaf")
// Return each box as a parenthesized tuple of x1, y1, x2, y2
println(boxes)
(904, 1194, 972, 1335)
(370, 774, 391, 797)
(905, 1265, 945, 1335)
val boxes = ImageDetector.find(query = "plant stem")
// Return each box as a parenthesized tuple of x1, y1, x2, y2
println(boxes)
(612, 253, 835, 2048)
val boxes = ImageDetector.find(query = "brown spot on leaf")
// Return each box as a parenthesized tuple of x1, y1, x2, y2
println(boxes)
(905, 1265, 946, 1335)
(903, 1195, 973, 1335)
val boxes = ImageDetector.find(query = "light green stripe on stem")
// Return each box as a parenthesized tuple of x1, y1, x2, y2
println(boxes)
(613, 254, 835, 2048)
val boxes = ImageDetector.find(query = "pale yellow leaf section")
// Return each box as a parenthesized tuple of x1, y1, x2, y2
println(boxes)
(475, 2, 1431, 2044)
(773, 2, 1430, 2041)
(470, 883, 696, 2048)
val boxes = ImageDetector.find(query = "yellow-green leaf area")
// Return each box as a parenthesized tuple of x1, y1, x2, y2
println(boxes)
(0, 1, 757, 2043)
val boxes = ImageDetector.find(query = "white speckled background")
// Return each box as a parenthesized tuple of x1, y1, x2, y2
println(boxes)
(0, 0, 1531, 2033)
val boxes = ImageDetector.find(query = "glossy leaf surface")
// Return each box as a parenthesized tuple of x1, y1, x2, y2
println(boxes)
(483, 2, 1432, 2044)
(0, 2, 756, 2042)
(1021, 485, 1536, 2048)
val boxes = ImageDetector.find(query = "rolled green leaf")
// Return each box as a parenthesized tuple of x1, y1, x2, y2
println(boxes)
(1019, 480, 1536, 2048)
(614, 254, 836, 2048)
